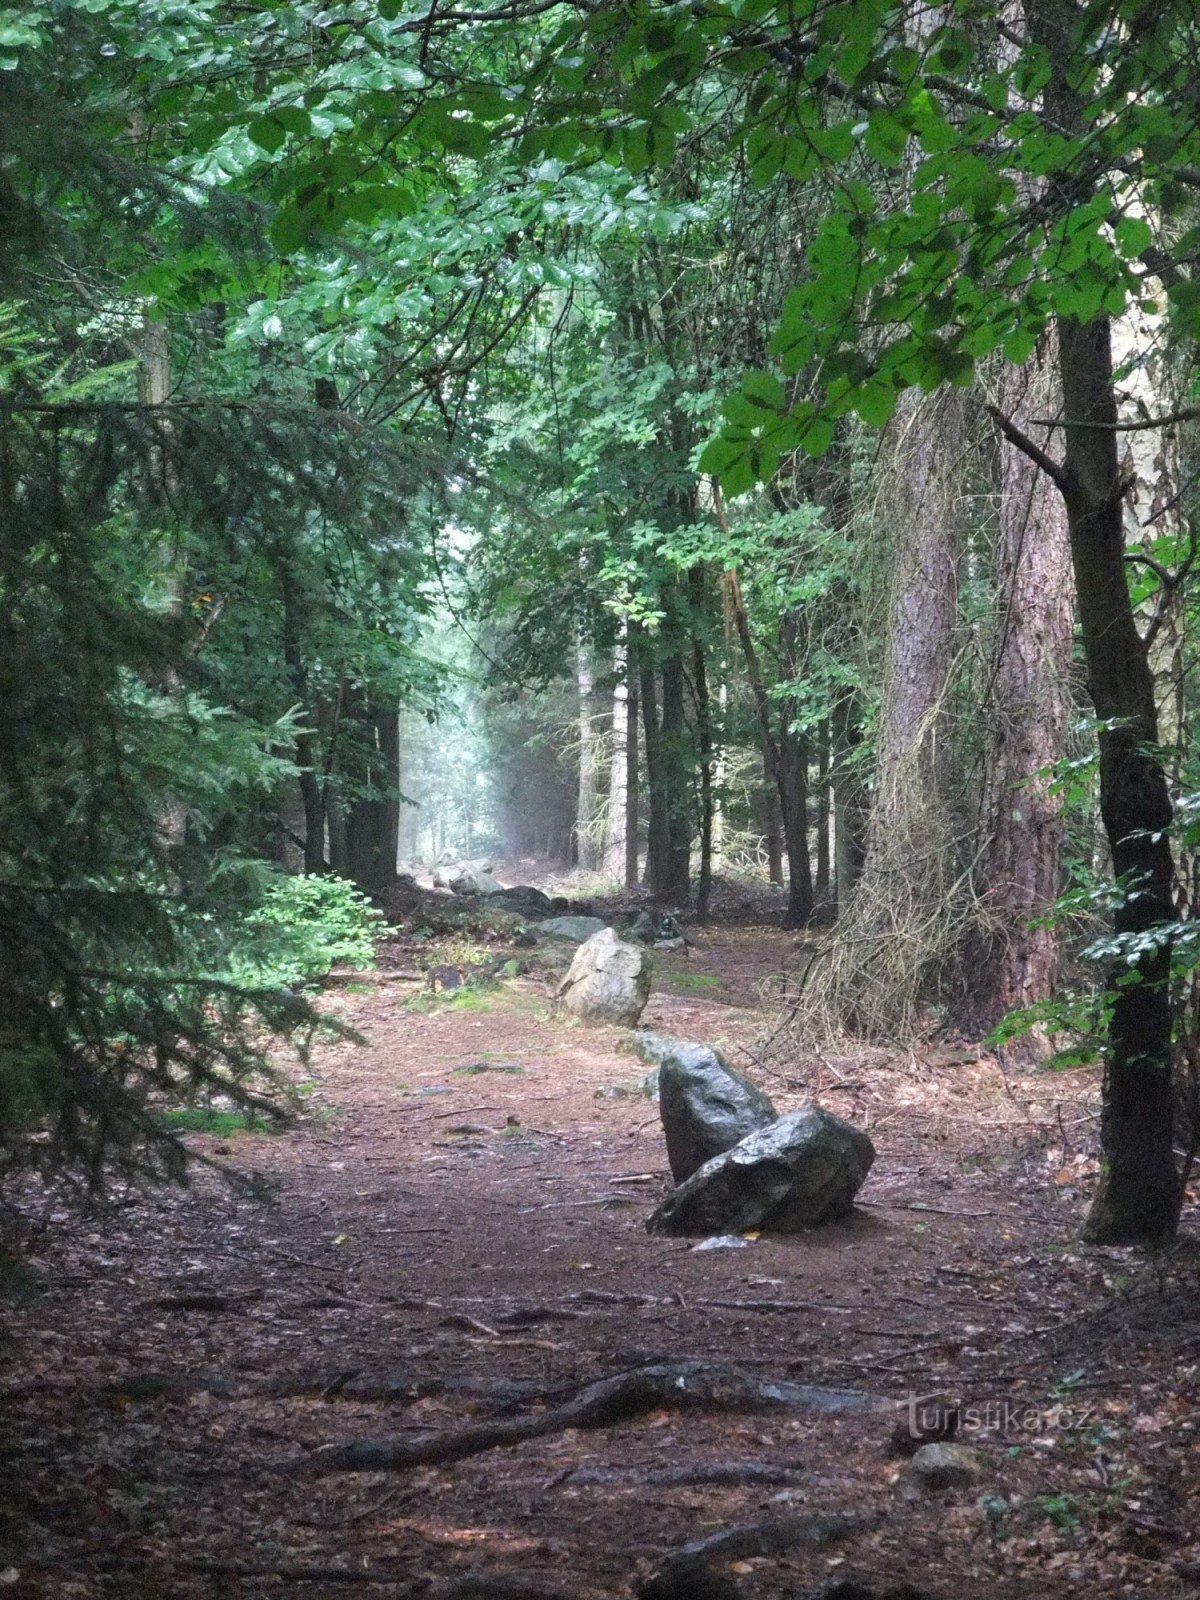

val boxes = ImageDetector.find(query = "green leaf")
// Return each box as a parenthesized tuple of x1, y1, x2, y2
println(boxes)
(1114, 215, 1153, 259)
(853, 380, 898, 428)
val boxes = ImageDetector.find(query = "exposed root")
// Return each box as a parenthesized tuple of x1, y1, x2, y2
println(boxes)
(285, 1361, 888, 1477)
(637, 1511, 878, 1599)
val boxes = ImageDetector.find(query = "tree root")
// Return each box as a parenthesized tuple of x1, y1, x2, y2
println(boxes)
(638, 1512, 878, 1600)
(288, 1361, 888, 1477)
(173, 1561, 578, 1596)
(561, 1461, 809, 1490)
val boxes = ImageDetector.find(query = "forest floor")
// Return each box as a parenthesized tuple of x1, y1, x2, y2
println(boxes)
(3, 886, 1200, 1600)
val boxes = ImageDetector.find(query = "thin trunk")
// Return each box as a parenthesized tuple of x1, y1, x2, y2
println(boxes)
(625, 645, 641, 890)
(691, 581, 715, 924)
(660, 650, 691, 902)
(831, 689, 867, 909)
(763, 779, 784, 886)
(1061, 315, 1177, 1243)
(641, 660, 669, 892)
(780, 721, 813, 928)
(605, 640, 628, 879)
(715, 492, 812, 925)
(1023, 0, 1178, 1243)
(815, 718, 830, 903)
(575, 633, 601, 871)
(280, 562, 327, 875)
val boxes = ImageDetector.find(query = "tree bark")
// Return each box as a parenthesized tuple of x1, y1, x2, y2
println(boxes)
(831, 689, 867, 908)
(1024, 0, 1179, 1243)
(604, 639, 629, 879)
(660, 650, 692, 902)
(810, 387, 966, 1033)
(342, 704, 401, 898)
(575, 632, 602, 871)
(815, 718, 830, 904)
(625, 642, 641, 890)
(279, 561, 327, 876)
(690, 574, 715, 924)
(641, 659, 669, 892)
(960, 346, 1074, 1045)
(780, 720, 813, 929)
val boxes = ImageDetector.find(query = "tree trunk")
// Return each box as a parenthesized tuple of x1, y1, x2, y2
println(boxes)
(692, 624, 715, 925)
(625, 650, 640, 890)
(830, 689, 866, 909)
(814, 719, 830, 904)
(780, 720, 813, 929)
(343, 704, 400, 898)
(1015, 0, 1179, 1243)
(660, 650, 692, 903)
(960, 346, 1074, 1045)
(575, 632, 602, 871)
(1057, 316, 1178, 1243)
(641, 660, 669, 892)
(763, 779, 784, 886)
(605, 640, 628, 879)
(807, 387, 966, 1034)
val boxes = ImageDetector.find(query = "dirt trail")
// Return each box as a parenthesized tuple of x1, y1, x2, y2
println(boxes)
(2, 923, 1199, 1599)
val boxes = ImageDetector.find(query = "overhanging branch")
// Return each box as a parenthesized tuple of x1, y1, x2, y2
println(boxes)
(986, 403, 1068, 493)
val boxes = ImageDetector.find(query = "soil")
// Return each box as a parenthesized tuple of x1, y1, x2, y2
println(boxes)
(2, 902, 1200, 1599)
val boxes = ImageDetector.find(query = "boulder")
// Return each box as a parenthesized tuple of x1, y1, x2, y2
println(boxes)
(556, 927, 651, 1026)
(655, 1038, 777, 1183)
(537, 914, 608, 942)
(491, 885, 553, 914)
(448, 866, 505, 896)
(647, 1107, 874, 1237)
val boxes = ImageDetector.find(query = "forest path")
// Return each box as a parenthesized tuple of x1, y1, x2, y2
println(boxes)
(3, 923, 1200, 1599)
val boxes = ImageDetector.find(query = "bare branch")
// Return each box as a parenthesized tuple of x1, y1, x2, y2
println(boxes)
(986, 404, 1068, 493)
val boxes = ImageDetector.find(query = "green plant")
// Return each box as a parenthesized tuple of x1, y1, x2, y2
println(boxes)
(159, 1107, 278, 1137)
(1037, 1493, 1082, 1539)
(231, 874, 383, 990)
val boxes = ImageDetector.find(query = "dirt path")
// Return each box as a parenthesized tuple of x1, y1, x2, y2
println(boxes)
(2, 924, 1199, 1598)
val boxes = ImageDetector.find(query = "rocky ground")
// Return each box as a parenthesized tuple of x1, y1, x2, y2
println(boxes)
(2, 894, 1199, 1599)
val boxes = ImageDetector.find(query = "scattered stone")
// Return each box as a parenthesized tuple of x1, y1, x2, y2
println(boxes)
(902, 1442, 986, 1494)
(452, 1061, 525, 1076)
(691, 1235, 751, 1252)
(427, 965, 464, 992)
(889, 1394, 960, 1457)
(537, 914, 609, 942)
(640, 1069, 660, 1101)
(631, 1031, 679, 1066)
(647, 1108, 875, 1237)
(656, 1038, 777, 1182)
(497, 958, 525, 979)
(556, 928, 651, 1026)
(624, 909, 695, 947)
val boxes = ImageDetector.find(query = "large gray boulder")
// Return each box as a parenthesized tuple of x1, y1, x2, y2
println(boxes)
(556, 927, 651, 1026)
(537, 914, 608, 942)
(491, 885, 553, 914)
(448, 865, 505, 896)
(654, 1038, 777, 1183)
(647, 1107, 874, 1237)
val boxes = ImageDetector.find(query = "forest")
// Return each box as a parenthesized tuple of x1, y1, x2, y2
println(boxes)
(2, 0, 1200, 1596)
